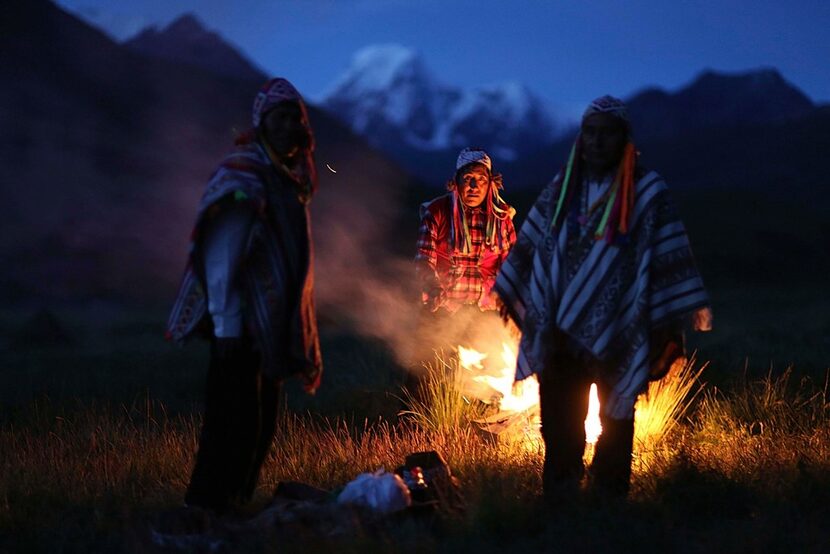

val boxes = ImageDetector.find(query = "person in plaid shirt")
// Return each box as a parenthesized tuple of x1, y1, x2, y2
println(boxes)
(415, 148, 517, 315)
(405, 148, 517, 399)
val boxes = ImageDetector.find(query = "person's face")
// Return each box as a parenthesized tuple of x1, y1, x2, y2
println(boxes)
(261, 101, 312, 161)
(457, 164, 491, 208)
(580, 113, 628, 174)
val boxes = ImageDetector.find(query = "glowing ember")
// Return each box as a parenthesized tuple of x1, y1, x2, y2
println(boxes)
(584, 383, 603, 445)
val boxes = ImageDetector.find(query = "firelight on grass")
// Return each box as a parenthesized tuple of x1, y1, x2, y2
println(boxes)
(406, 342, 703, 469)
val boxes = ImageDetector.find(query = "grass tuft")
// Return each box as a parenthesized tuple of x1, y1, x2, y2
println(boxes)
(632, 355, 706, 471)
(398, 350, 489, 435)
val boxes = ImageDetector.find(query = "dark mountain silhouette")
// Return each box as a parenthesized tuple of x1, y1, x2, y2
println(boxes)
(502, 68, 825, 195)
(627, 68, 815, 140)
(502, 104, 830, 287)
(124, 13, 266, 82)
(494, 97, 830, 292)
(0, 0, 421, 306)
(469, 69, 830, 289)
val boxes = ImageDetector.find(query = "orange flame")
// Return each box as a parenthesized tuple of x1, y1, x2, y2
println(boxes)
(465, 343, 539, 413)
(458, 345, 487, 370)
(584, 383, 603, 445)
(456, 343, 600, 455)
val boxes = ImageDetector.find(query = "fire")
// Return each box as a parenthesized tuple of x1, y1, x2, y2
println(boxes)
(585, 383, 602, 445)
(456, 343, 602, 451)
(459, 342, 538, 413)
(457, 345, 487, 370)
(431, 342, 699, 472)
(455, 342, 540, 447)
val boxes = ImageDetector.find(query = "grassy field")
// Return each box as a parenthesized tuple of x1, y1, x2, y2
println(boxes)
(1, 299, 829, 553)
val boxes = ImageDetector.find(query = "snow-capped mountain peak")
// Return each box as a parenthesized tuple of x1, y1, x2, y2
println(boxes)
(321, 44, 560, 161)
(336, 44, 425, 92)
(323, 44, 454, 142)
(483, 81, 535, 115)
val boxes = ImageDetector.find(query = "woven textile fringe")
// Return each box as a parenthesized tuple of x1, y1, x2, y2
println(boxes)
(550, 139, 638, 244)
(450, 177, 512, 254)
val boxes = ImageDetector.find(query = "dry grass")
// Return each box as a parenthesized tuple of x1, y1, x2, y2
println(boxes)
(0, 400, 194, 509)
(402, 349, 707, 471)
(632, 356, 706, 471)
(2, 362, 830, 552)
(681, 367, 830, 480)
(398, 350, 489, 435)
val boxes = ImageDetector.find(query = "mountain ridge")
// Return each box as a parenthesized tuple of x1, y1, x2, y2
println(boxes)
(123, 13, 266, 82)
(0, 0, 421, 305)
(626, 67, 814, 139)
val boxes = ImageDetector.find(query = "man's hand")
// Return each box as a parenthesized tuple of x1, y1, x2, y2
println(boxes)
(425, 285, 444, 312)
(496, 297, 512, 324)
(692, 307, 713, 332)
(649, 339, 683, 380)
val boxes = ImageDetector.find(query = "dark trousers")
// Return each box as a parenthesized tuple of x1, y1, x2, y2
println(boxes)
(185, 339, 283, 512)
(539, 336, 635, 498)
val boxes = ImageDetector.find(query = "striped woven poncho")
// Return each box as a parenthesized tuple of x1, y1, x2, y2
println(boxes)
(166, 141, 322, 393)
(494, 168, 710, 418)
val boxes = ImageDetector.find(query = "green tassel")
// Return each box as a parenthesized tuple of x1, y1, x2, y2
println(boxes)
(594, 182, 619, 240)
(551, 142, 576, 231)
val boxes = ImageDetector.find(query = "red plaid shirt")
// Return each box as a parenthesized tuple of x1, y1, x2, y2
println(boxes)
(416, 195, 517, 313)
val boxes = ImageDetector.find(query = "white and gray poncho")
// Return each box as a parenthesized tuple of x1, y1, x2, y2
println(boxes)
(495, 169, 710, 418)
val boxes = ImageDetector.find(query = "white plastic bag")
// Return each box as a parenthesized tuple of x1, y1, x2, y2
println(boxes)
(336, 469, 412, 514)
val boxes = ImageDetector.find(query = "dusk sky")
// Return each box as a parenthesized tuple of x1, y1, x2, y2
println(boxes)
(56, 0, 830, 119)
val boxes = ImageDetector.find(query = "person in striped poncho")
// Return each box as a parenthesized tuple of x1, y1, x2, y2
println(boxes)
(495, 96, 713, 500)
(166, 78, 322, 513)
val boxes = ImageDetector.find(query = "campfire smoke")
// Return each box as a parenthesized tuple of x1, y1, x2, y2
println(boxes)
(310, 163, 702, 472)
(311, 156, 421, 365)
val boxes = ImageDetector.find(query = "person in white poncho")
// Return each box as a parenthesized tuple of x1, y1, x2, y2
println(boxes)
(495, 95, 713, 499)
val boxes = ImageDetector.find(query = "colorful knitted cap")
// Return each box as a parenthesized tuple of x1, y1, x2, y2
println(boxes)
(252, 78, 304, 128)
(455, 147, 492, 172)
(582, 95, 630, 125)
